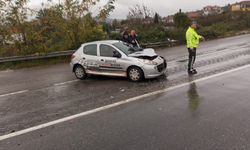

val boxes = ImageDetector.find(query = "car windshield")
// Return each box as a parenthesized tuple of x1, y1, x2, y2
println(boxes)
(112, 42, 136, 55)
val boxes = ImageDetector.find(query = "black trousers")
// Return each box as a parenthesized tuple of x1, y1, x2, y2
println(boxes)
(188, 48, 197, 71)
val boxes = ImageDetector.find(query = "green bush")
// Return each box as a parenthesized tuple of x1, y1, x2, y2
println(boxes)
(109, 32, 121, 40)
(139, 26, 168, 43)
(167, 28, 186, 44)
(0, 45, 17, 57)
(199, 26, 220, 39)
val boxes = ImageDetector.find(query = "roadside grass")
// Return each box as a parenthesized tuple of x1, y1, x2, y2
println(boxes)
(0, 56, 71, 71)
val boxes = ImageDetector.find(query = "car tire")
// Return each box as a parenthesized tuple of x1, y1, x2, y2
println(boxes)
(74, 65, 87, 80)
(128, 67, 144, 82)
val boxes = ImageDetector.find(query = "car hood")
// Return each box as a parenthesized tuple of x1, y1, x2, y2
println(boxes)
(128, 48, 157, 57)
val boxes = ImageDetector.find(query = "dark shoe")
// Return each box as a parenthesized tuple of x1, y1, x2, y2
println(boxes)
(192, 69, 198, 74)
(188, 70, 194, 75)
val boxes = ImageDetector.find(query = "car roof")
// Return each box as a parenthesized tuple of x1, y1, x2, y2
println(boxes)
(82, 40, 120, 46)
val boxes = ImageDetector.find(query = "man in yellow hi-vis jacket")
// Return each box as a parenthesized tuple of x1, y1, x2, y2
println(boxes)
(186, 21, 204, 75)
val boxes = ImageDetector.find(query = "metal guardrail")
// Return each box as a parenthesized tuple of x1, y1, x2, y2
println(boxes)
(0, 50, 75, 63)
(143, 41, 177, 48)
(0, 41, 177, 63)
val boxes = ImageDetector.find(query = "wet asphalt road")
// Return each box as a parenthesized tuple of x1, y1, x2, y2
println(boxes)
(1, 57, 250, 150)
(0, 34, 250, 149)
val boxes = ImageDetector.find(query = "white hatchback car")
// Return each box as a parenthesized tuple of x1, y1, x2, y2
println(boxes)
(70, 40, 167, 82)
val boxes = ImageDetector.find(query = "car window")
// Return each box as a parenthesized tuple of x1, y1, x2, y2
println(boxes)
(100, 44, 120, 57)
(83, 44, 97, 56)
(112, 42, 136, 55)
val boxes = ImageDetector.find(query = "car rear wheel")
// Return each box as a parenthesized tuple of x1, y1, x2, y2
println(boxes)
(128, 67, 144, 82)
(74, 65, 87, 80)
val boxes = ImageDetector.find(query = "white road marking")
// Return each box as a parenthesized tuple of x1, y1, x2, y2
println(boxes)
(0, 80, 78, 99)
(0, 90, 29, 98)
(54, 80, 79, 86)
(0, 64, 250, 141)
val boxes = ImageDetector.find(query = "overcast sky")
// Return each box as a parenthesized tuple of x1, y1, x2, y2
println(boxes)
(29, 0, 239, 19)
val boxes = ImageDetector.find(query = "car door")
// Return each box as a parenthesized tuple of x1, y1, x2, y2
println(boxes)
(82, 44, 99, 72)
(98, 44, 125, 75)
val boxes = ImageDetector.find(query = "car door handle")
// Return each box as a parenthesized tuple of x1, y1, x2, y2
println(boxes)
(101, 59, 104, 62)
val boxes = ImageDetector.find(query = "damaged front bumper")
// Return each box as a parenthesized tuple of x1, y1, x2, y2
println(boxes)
(142, 58, 167, 79)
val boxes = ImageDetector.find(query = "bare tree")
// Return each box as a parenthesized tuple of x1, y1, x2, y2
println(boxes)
(98, 0, 116, 22)
(127, 4, 154, 20)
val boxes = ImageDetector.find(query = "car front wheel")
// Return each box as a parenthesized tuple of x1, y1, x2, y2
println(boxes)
(74, 65, 87, 80)
(128, 67, 144, 82)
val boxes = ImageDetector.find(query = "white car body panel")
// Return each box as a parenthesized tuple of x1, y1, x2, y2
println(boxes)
(70, 40, 167, 79)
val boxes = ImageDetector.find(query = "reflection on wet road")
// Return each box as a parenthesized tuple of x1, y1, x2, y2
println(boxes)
(187, 82, 202, 112)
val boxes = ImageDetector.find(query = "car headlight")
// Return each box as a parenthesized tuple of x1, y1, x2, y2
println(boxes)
(142, 59, 158, 65)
